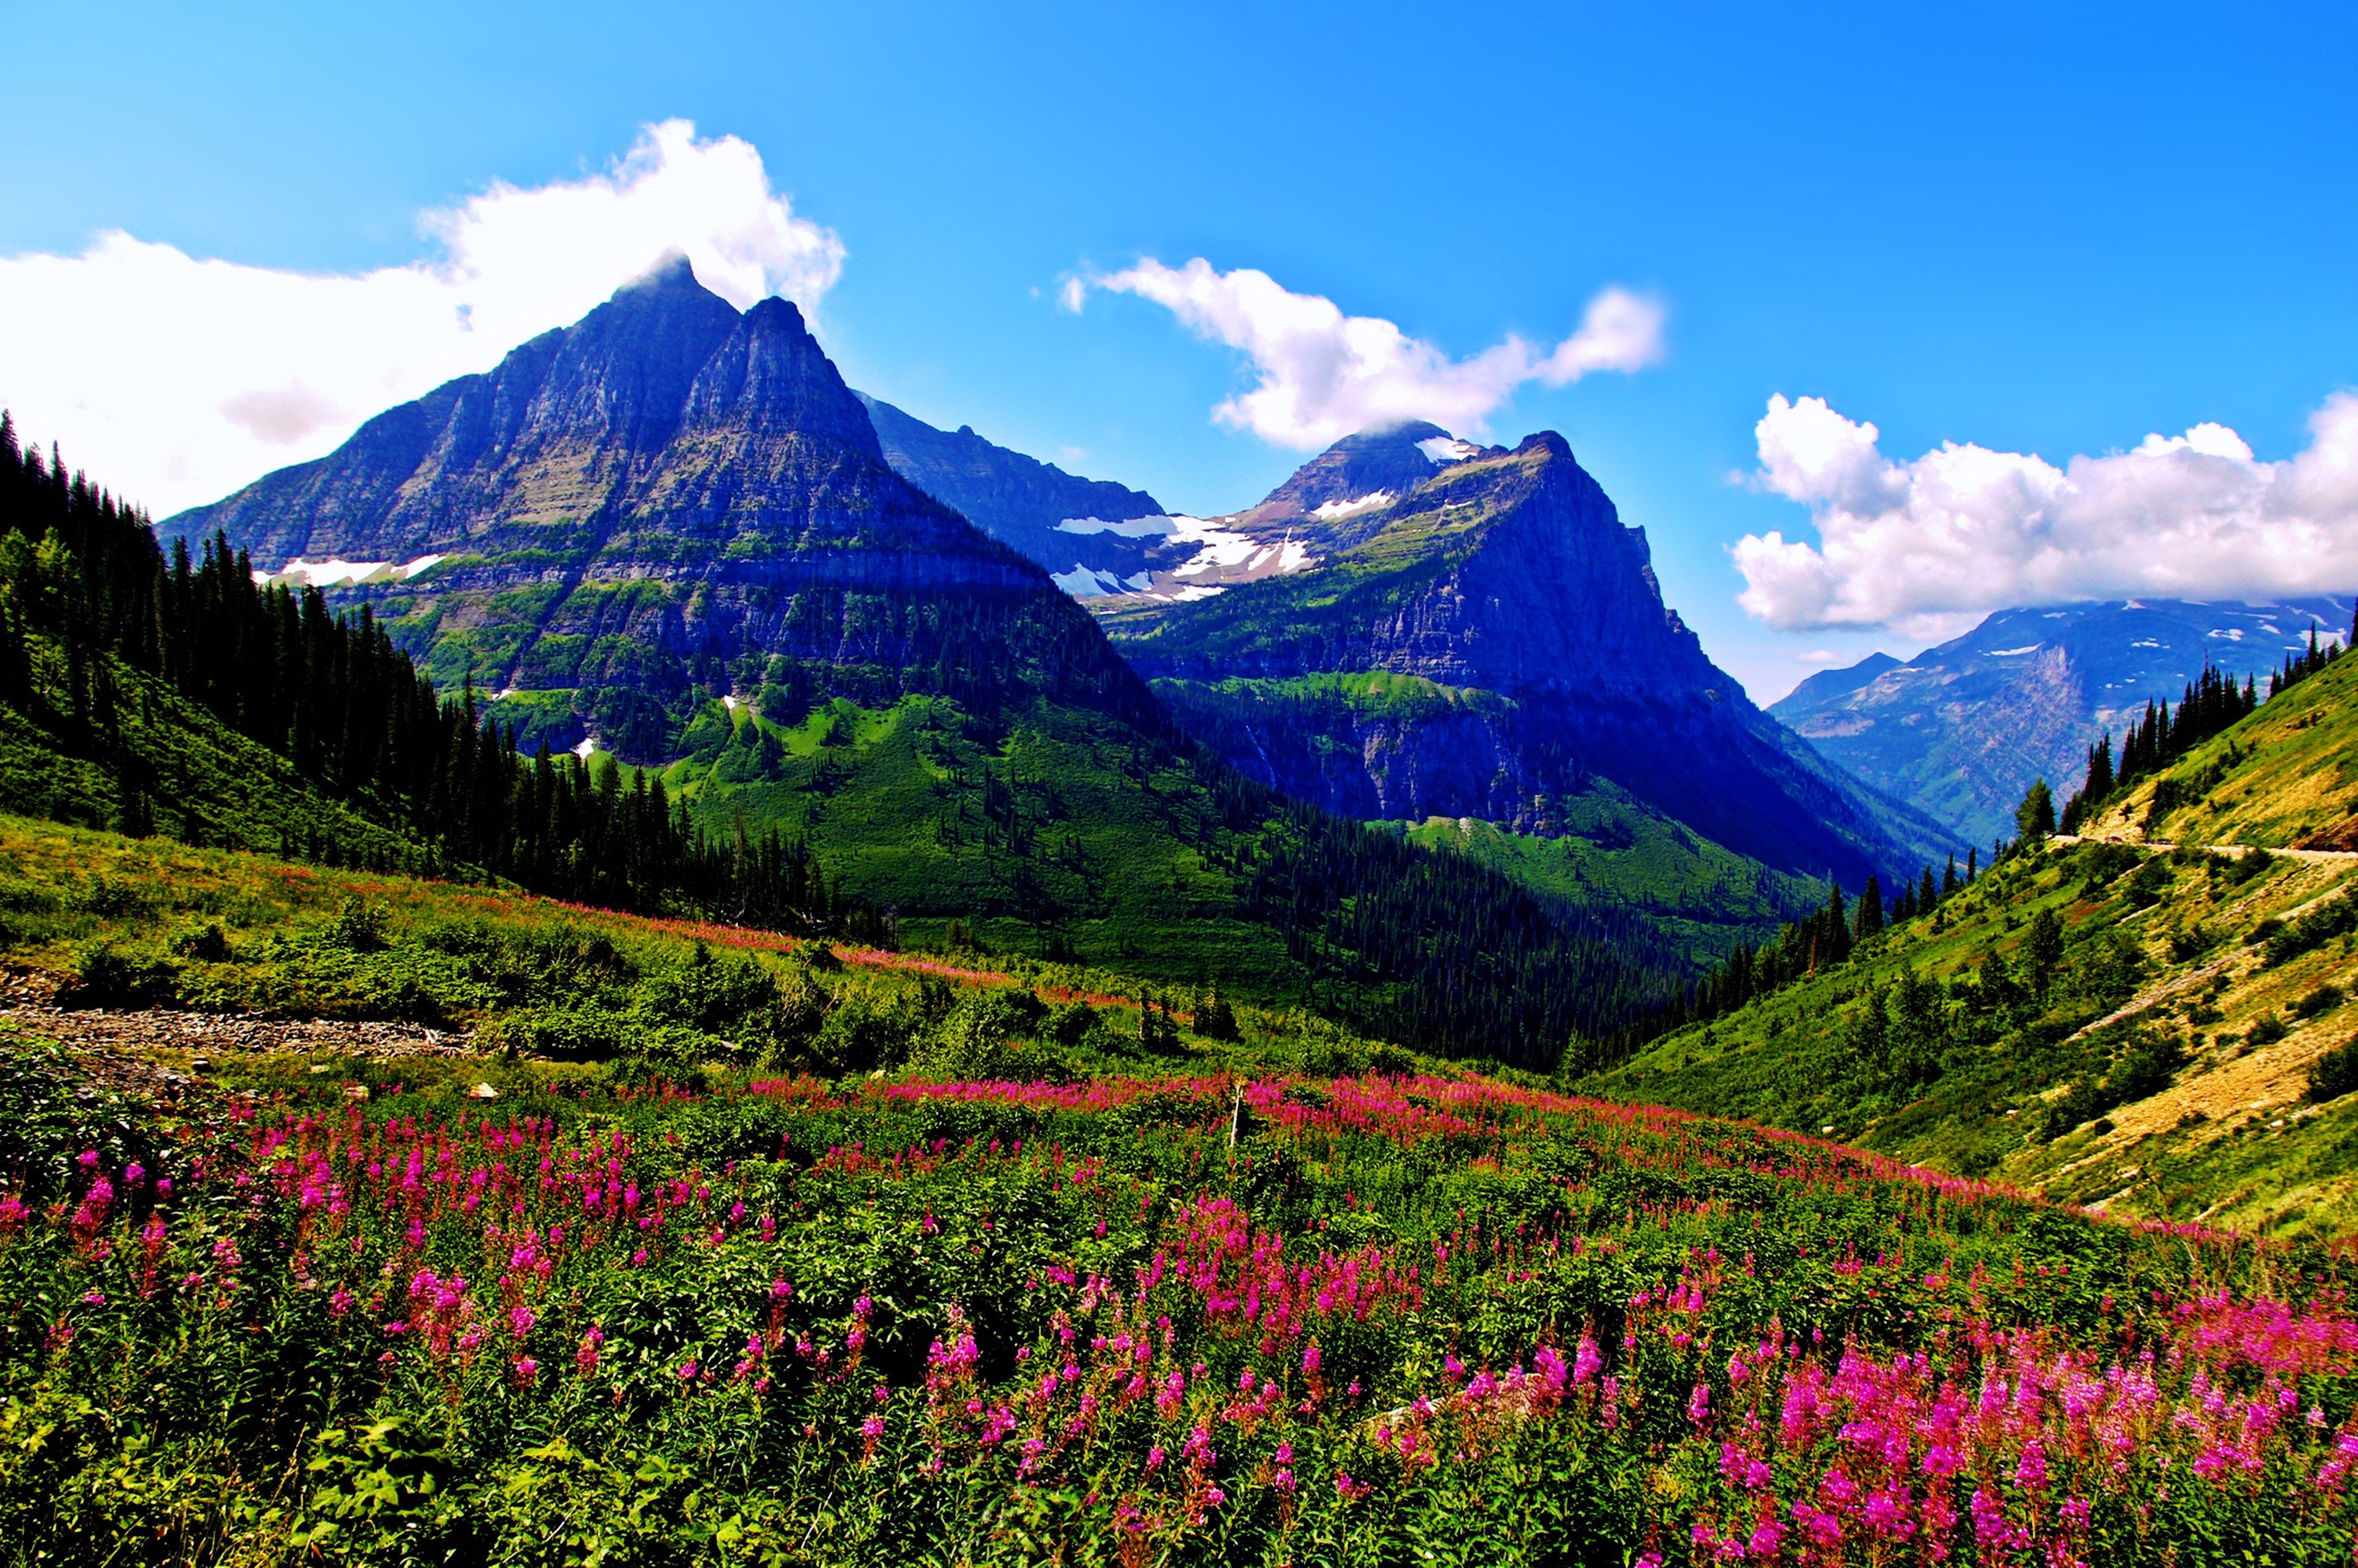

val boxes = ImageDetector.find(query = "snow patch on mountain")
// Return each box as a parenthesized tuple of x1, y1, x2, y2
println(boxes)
(1054, 514, 1180, 538)
(1312, 491, 1392, 521)
(252, 554, 445, 589)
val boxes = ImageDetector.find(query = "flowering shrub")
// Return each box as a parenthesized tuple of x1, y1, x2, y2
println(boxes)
(2, 1068, 2354, 1564)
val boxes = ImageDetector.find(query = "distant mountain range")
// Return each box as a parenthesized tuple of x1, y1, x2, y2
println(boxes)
(853, 393, 1177, 595)
(1773, 597, 2354, 844)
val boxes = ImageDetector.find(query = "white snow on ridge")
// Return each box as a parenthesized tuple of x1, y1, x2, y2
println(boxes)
(1051, 564, 1130, 596)
(1055, 514, 1179, 538)
(572, 736, 599, 759)
(1417, 436, 1479, 465)
(1988, 645, 2042, 656)
(253, 553, 446, 590)
(1311, 490, 1391, 521)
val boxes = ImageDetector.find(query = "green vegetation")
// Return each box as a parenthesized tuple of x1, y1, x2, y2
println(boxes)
(0, 417, 1708, 1068)
(1403, 791, 1825, 965)
(1582, 649, 2358, 1240)
(2078, 623, 2358, 849)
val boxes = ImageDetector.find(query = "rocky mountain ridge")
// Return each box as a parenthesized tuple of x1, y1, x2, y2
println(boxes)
(1773, 597, 2355, 844)
(1099, 429, 1959, 887)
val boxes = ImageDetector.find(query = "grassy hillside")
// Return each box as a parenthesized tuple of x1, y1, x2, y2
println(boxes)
(652, 691, 1288, 980)
(1403, 791, 1826, 966)
(0, 812, 1394, 1081)
(1581, 651, 2358, 1241)
(0, 629, 431, 869)
(2077, 646, 2358, 849)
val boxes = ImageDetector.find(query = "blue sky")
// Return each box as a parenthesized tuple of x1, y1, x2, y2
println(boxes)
(3, 0, 2353, 698)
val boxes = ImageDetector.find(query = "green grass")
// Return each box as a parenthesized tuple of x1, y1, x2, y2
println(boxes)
(1404, 793, 1825, 965)
(1579, 826, 2358, 1240)
(657, 692, 1304, 990)
(2087, 650, 2358, 847)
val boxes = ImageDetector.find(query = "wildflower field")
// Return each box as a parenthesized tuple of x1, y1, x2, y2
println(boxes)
(6, 1050, 2356, 1567)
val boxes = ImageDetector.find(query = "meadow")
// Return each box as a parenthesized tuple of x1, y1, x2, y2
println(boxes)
(8, 971, 2358, 1562)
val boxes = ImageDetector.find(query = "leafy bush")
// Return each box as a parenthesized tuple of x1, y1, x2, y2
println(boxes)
(65, 942, 178, 1006)
(325, 896, 387, 952)
(2267, 893, 2356, 966)
(2311, 1037, 2358, 1102)
(167, 922, 232, 961)
(2295, 984, 2348, 1020)
(2122, 855, 2175, 908)
(2249, 1014, 2290, 1047)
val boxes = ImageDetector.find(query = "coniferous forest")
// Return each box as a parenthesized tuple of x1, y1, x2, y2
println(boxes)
(0, 413, 882, 933)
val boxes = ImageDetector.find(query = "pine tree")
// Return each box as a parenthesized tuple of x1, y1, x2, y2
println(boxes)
(1854, 875, 1885, 941)
(2015, 778, 2056, 842)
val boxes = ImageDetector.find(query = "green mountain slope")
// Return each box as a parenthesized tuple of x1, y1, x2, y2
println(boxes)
(1581, 650, 2358, 1241)
(1404, 793, 1828, 966)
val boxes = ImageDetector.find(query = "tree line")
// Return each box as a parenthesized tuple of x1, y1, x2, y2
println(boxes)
(0, 413, 856, 933)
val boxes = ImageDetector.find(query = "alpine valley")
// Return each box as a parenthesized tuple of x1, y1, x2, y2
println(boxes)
(12, 258, 2358, 1568)
(149, 259, 1964, 998)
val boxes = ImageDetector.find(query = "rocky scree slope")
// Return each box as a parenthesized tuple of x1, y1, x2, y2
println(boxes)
(1099, 428, 1958, 890)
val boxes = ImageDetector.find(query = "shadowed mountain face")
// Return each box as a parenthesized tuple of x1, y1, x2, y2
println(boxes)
(1773, 597, 2355, 844)
(853, 394, 1176, 594)
(161, 258, 1142, 756)
(1098, 430, 1960, 888)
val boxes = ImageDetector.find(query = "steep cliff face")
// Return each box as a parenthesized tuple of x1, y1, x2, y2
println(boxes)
(1772, 597, 2355, 843)
(854, 394, 1177, 592)
(1104, 432, 1957, 885)
(161, 258, 1133, 757)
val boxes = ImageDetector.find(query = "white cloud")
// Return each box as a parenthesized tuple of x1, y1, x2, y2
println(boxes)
(1733, 392, 2358, 637)
(0, 119, 842, 516)
(1071, 257, 1663, 448)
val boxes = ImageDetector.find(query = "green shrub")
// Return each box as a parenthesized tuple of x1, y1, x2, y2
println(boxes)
(2295, 984, 2348, 1020)
(325, 896, 388, 952)
(66, 942, 177, 1006)
(2249, 1013, 2290, 1047)
(2310, 1036, 2358, 1102)
(167, 922, 231, 961)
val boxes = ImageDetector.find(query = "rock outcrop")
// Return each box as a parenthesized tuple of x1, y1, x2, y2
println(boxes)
(855, 394, 1175, 591)
(1104, 430, 1958, 886)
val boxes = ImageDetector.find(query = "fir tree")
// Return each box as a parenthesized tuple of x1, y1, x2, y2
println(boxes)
(2015, 778, 2056, 842)
(1854, 875, 1884, 941)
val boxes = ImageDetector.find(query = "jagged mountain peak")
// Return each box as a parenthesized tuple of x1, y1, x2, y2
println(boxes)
(683, 295, 880, 457)
(1248, 419, 1493, 527)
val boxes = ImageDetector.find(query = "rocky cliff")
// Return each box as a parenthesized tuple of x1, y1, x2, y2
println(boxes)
(161, 257, 1140, 756)
(854, 394, 1179, 593)
(1103, 430, 1958, 887)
